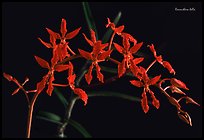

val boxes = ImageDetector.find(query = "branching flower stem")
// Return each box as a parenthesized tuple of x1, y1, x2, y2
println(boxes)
(26, 92, 39, 138)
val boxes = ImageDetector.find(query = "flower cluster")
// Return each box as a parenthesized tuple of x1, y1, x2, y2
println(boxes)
(3, 17, 200, 130)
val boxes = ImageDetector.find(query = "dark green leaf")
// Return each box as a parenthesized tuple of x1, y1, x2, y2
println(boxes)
(54, 88, 68, 108)
(69, 119, 92, 138)
(102, 11, 122, 43)
(82, 2, 98, 40)
(36, 116, 62, 125)
(37, 111, 62, 124)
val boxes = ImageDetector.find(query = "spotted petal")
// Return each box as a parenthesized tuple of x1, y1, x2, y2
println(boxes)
(85, 64, 93, 85)
(141, 91, 149, 113)
(61, 18, 67, 38)
(66, 27, 81, 39)
(73, 88, 88, 106)
(34, 56, 50, 69)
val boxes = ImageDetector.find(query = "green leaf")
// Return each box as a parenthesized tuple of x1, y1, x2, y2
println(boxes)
(102, 11, 122, 43)
(100, 66, 134, 77)
(54, 88, 68, 108)
(37, 111, 62, 125)
(69, 119, 92, 138)
(36, 116, 62, 125)
(82, 2, 98, 40)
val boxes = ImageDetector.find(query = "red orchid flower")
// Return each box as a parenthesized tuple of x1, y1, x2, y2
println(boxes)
(149, 44, 175, 75)
(130, 66, 161, 113)
(38, 18, 81, 65)
(106, 18, 124, 35)
(3, 73, 29, 95)
(113, 34, 144, 78)
(67, 62, 88, 105)
(38, 18, 81, 47)
(79, 29, 112, 84)
(35, 55, 69, 96)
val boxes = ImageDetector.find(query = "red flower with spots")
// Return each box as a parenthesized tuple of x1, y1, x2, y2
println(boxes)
(78, 29, 112, 84)
(38, 18, 81, 65)
(34, 56, 69, 96)
(113, 35, 144, 78)
(130, 67, 161, 113)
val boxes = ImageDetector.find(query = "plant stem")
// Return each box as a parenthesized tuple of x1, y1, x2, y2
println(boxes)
(58, 96, 77, 138)
(107, 57, 120, 65)
(57, 91, 145, 138)
(75, 60, 91, 87)
(146, 60, 156, 73)
(108, 32, 116, 50)
(56, 54, 82, 65)
(26, 92, 39, 138)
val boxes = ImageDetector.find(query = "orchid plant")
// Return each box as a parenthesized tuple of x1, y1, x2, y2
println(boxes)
(3, 2, 201, 138)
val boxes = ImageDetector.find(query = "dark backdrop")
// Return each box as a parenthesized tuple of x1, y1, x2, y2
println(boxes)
(2, 2, 202, 138)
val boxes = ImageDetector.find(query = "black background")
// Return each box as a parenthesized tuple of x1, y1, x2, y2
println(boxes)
(2, 2, 202, 138)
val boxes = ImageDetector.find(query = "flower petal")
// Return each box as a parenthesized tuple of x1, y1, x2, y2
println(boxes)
(73, 88, 88, 106)
(66, 27, 81, 39)
(51, 48, 59, 66)
(133, 57, 144, 65)
(156, 55, 163, 64)
(178, 111, 192, 126)
(46, 28, 60, 45)
(34, 56, 50, 69)
(83, 33, 93, 46)
(12, 88, 20, 95)
(170, 78, 189, 90)
(92, 41, 108, 56)
(118, 59, 126, 78)
(59, 44, 70, 61)
(130, 80, 143, 87)
(98, 50, 112, 60)
(3, 73, 13, 81)
(38, 38, 53, 48)
(149, 90, 160, 109)
(113, 42, 124, 54)
(115, 25, 124, 35)
(129, 59, 139, 77)
(167, 96, 181, 110)
(68, 74, 76, 89)
(162, 61, 176, 75)
(78, 49, 92, 60)
(106, 18, 115, 29)
(170, 86, 186, 95)
(85, 64, 93, 85)
(149, 44, 157, 57)
(95, 64, 104, 83)
(149, 75, 161, 85)
(123, 37, 130, 51)
(46, 74, 55, 96)
(90, 29, 96, 43)
(141, 91, 149, 113)
(55, 64, 69, 72)
(68, 62, 74, 76)
(121, 33, 137, 45)
(36, 74, 48, 94)
(100, 42, 109, 50)
(61, 18, 67, 38)
(183, 96, 200, 106)
(130, 42, 143, 54)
